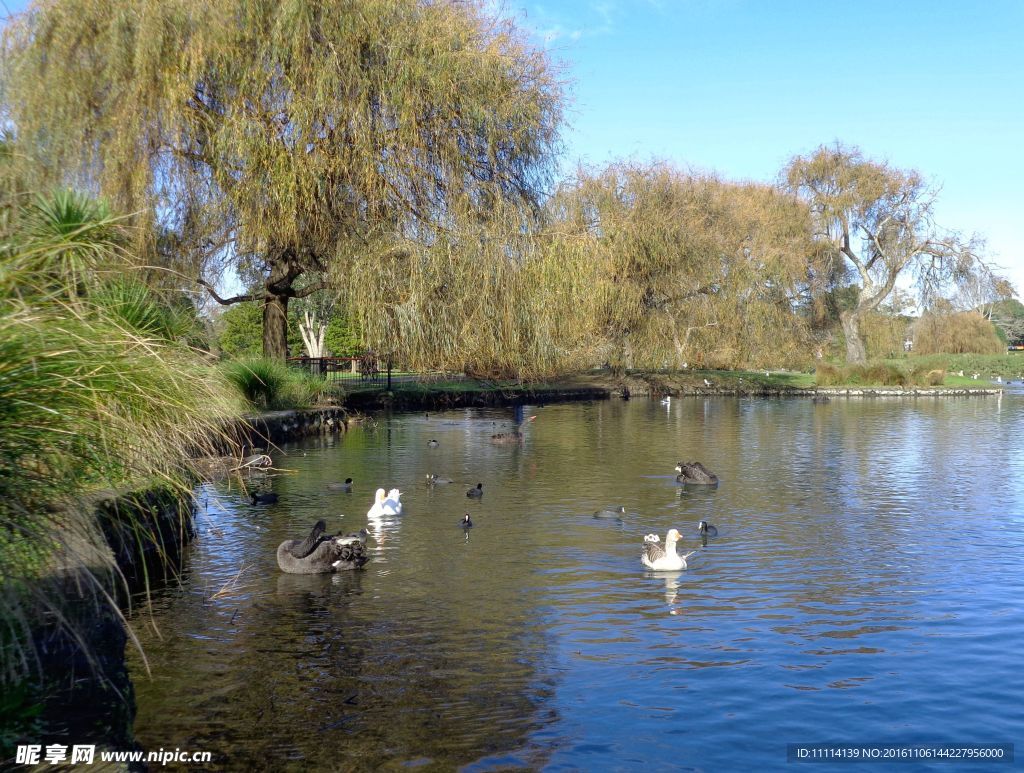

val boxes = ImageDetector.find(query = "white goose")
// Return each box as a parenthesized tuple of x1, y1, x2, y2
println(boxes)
(641, 529, 695, 571)
(367, 488, 403, 518)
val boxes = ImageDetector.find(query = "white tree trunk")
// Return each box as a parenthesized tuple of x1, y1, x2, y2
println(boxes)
(298, 310, 327, 358)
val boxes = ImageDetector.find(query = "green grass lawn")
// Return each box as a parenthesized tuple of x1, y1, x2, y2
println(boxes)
(882, 352, 1023, 380)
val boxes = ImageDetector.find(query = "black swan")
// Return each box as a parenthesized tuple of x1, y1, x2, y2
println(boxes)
(675, 462, 719, 486)
(276, 520, 369, 574)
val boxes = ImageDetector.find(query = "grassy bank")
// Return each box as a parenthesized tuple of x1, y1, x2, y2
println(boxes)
(0, 191, 247, 753)
(247, 350, 1018, 413)
(881, 352, 1023, 380)
(330, 363, 1001, 410)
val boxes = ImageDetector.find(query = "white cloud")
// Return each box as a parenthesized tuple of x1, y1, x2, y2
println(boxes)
(513, 1, 618, 46)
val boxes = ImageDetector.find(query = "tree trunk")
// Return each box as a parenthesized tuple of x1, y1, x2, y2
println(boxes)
(299, 310, 327, 358)
(263, 294, 290, 359)
(261, 247, 303, 360)
(841, 310, 867, 364)
(622, 332, 634, 371)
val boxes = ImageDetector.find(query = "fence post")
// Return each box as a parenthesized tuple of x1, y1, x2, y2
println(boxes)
(387, 357, 392, 391)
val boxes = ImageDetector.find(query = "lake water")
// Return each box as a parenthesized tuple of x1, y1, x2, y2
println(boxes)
(128, 393, 1024, 770)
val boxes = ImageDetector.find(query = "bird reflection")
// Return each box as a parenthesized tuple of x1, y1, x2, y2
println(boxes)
(660, 571, 683, 614)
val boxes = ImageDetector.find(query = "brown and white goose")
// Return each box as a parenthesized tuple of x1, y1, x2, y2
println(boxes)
(641, 528, 695, 571)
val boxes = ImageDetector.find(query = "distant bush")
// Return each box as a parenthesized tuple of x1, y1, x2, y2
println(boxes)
(909, 365, 947, 386)
(912, 310, 1003, 355)
(816, 362, 944, 387)
(222, 358, 331, 410)
(863, 363, 907, 386)
(861, 311, 912, 358)
(814, 363, 844, 386)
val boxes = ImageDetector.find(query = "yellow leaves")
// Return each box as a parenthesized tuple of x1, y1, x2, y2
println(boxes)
(543, 163, 819, 369)
(6, 0, 562, 292)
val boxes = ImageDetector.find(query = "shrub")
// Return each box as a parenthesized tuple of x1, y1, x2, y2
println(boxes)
(861, 311, 911, 358)
(863, 363, 907, 386)
(223, 358, 292, 409)
(816, 361, 932, 387)
(814, 363, 844, 386)
(222, 358, 331, 410)
(908, 365, 947, 386)
(912, 310, 1004, 355)
(291, 370, 332, 406)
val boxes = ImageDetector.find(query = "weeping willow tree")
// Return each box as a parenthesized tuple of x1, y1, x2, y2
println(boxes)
(545, 163, 820, 370)
(3, 0, 563, 359)
(346, 197, 599, 378)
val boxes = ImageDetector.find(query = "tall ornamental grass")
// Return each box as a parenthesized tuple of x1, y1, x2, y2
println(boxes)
(815, 362, 946, 387)
(222, 357, 330, 410)
(0, 190, 243, 693)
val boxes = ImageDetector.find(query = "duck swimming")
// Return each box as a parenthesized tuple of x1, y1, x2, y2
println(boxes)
(641, 529, 695, 571)
(327, 478, 354, 492)
(276, 520, 369, 574)
(697, 520, 718, 537)
(461, 513, 473, 528)
(250, 492, 279, 505)
(428, 439, 439, 448)
(466, 483, 484, 498)
(367, 488, 402, 518)
(426, 474, 454, 485)
(675, 462, 719, 486)
(594, 506, 626, 519)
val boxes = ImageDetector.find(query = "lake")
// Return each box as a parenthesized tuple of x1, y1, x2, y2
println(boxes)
(128, 393, 1024, 770)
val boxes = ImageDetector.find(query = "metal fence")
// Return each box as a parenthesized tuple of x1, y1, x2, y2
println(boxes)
(286, 354, 392, 388)
(286, 353, 465, 389)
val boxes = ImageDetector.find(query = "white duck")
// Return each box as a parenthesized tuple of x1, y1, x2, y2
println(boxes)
(367, 488, 403, 518)
(641, 528, 695, 571)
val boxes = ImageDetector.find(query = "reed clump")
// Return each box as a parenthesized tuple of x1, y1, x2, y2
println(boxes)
(815, 362, 947, 387)
(222, 358, 331, 410)
(0, 189, 243, 695)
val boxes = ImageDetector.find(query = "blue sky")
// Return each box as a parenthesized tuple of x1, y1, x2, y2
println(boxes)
(3, 0, 1021, 296)
(505, 0, 1023, 295)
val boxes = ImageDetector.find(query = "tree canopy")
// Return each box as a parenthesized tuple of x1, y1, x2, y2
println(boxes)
(784, 143, 1000, 364)
(544, 164, 821, 370)
(4, 0, 564, 358)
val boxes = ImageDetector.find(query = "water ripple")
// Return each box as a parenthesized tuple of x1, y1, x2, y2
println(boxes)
(130, 396, 1024, 769)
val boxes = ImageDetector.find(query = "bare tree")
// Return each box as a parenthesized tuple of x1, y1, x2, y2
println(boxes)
(785, 143, 995, 363)
(297, 310, 327, 360)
